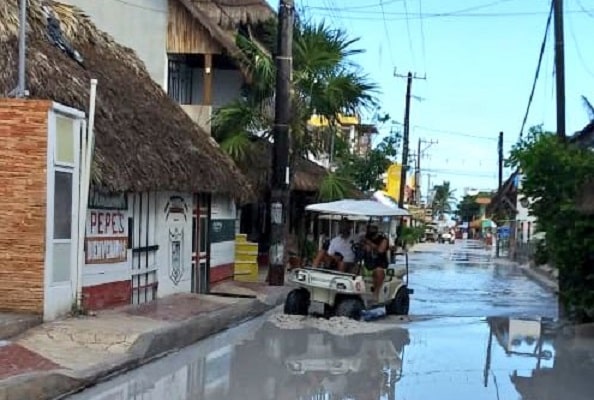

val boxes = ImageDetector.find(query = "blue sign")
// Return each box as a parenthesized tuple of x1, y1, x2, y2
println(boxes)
(498, 226, 510, 238)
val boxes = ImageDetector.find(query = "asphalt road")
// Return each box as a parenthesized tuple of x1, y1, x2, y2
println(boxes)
(67, 241, 591, 400)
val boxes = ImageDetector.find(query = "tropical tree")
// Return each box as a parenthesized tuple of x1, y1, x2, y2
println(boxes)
(508, 126, 594, 322)
(211, 17, 378, 194)
(336, 130, 401, 193)
(431, 181, 457, 218)
(455, 194, 482, 222)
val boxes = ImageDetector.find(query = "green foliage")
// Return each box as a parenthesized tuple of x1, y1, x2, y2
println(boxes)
(508, 126, 594, 322)
(455, 195, 482, 222)
(337, 131, 401, 192)
(318, 172, 354, 201)
(400, 225, 425, 248)
(214, 18, 379, 166)
(432, 181, 457, 217)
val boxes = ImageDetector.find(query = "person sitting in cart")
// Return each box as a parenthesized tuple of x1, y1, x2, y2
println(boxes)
(362, 222, 390, 303)
(311, 218, 358, 273)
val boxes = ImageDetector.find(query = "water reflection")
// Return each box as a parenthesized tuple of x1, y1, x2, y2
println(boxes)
(70, 316, 594, 400)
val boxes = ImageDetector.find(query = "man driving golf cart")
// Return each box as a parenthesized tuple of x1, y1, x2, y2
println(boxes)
(311, 218, 359, 273)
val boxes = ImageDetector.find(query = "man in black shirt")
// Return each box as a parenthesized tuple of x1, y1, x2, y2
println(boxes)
(362, 222, 389, 303)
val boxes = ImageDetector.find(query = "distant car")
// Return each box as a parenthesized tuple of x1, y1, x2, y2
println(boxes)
(439, 232, 455, 244)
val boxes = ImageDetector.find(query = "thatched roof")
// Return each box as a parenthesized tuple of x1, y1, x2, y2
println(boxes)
(239, 138, 328, 195)
(570, 121, 594, 148)
(0, 0, 252, 199)
(176, 0, 274, 79)
(194, 0, 275, 30)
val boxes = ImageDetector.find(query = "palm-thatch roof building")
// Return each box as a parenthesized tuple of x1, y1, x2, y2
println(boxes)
(0, 0, 250, 197)
(0, 0, 254, 319)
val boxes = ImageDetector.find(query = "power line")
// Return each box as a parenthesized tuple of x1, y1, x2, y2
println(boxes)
(308, 8, 594, 21)
(518, 0, 554, 141)
(575, 0, 594, 17)
(418, 0, 428, 74)
(379, 1, 396, 66)
(568, 0, 594, 78)
(402, 0, 417, 69)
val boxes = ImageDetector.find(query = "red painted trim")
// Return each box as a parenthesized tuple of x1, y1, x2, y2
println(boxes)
(210, 263, 234, 284)
(82, 280, 131, 311)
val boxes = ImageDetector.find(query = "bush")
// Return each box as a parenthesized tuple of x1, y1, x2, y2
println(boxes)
(509, 127, 594, 322)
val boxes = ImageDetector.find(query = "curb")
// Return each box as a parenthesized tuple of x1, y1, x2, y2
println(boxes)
(518, 263, 559, 294)
(0, 288, 290, 400)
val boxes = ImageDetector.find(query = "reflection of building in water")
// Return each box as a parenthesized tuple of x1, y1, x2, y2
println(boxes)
(487, 317, 594, 400)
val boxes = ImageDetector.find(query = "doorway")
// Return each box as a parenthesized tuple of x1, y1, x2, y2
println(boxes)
(44, 105, 85, 320)
(192, 193, 211, 293)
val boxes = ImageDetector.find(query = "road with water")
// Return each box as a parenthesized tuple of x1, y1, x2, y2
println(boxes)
(68, 241, 594, 400)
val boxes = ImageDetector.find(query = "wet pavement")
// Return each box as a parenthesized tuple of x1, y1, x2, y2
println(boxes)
(65, 241, 584, 400)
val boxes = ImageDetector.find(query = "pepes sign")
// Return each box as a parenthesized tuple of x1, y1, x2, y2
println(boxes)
(85, 209, 128, 264)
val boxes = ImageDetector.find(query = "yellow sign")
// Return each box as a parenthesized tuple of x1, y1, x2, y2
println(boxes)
(384, 163, 416, 203)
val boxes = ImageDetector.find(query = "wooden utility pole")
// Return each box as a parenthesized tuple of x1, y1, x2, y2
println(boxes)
(398, 73, 413, 209)
(268, 0, 294, 286)
(554, 0, 566, 139)
(416, 138, 438, 206)
(394, 70, 426, 209)
(498, 131, 504, 190)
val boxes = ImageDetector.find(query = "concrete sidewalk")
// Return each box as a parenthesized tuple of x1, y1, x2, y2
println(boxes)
(0, 282, 291, 400)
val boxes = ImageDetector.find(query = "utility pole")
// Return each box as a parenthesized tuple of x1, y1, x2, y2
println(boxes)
(498, 131, 504, 190)
(416, 138, 438, 206)
(268, 0, 294, 286)
(553, 0, 566, 139)
(398, 73, 412, 210)
(393, 71, 426, 208)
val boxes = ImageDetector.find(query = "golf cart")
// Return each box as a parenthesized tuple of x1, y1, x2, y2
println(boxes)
(284, 199, 413, 320)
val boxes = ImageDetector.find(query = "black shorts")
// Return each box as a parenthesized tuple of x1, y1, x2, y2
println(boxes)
(364, 263, 387, 271)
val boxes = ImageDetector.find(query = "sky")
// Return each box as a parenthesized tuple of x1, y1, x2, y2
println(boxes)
(266, 0, 594, 201)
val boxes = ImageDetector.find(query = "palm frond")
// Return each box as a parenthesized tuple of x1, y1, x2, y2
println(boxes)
(220, 132, 253, 162)
(582, 95, 594, 121)
(318, 172, 352, 201)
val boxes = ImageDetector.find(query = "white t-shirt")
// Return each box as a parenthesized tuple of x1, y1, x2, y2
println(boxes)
(327, 235, 356, 263)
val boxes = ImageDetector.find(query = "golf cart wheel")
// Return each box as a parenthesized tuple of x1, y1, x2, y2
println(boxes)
(284, 288, 310, 315)
(386, 287, 410, 316)
(335, 297, 364, 320)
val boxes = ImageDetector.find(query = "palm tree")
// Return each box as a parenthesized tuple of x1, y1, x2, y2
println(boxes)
(211, 18, 378, 195)
(431, 181, 457, 218)
(582, 95, 594, 121)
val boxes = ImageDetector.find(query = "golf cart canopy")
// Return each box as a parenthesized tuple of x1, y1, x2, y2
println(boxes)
(305, 199, 410, 217)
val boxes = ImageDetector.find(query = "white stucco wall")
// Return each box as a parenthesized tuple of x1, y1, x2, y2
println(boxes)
(155, 192, 193, 296)
(210, 194, 236, 271)
(516, 174, 537, 243)
(62, 0, 169, 89)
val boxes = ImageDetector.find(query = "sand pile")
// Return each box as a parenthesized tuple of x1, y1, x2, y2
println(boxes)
(268, 313, 395, 336)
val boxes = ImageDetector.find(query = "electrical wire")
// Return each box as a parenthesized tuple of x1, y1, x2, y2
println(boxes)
(380, 0, 396, 67)
(402, 0, 417, 69)
(418, 0, 428, 74)
(568, 0, 594, 78)
(518, 0, 554, 141)
(575, 0, 594, 17)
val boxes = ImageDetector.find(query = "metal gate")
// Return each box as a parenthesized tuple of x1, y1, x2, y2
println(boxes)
(192, 193, 211, 293)
(130, 192, 158, 304)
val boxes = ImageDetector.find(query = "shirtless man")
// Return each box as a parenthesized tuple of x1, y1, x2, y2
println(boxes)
(362, 223, 390, 302)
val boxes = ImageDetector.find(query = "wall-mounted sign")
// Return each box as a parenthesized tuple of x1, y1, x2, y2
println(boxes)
(88, 188, 127, 210)
(85, 209, 128, 264)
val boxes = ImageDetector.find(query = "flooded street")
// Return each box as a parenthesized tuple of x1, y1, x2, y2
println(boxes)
(67, 241, 591, 400)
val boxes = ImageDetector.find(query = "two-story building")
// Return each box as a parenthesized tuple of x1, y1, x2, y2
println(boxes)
(61, 0, 274, 283)
(0, 0, 252, 319)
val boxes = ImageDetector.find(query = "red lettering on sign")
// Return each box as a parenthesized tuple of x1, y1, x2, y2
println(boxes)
(90, 212, 97, 234)
(98, 212, 104, 234)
